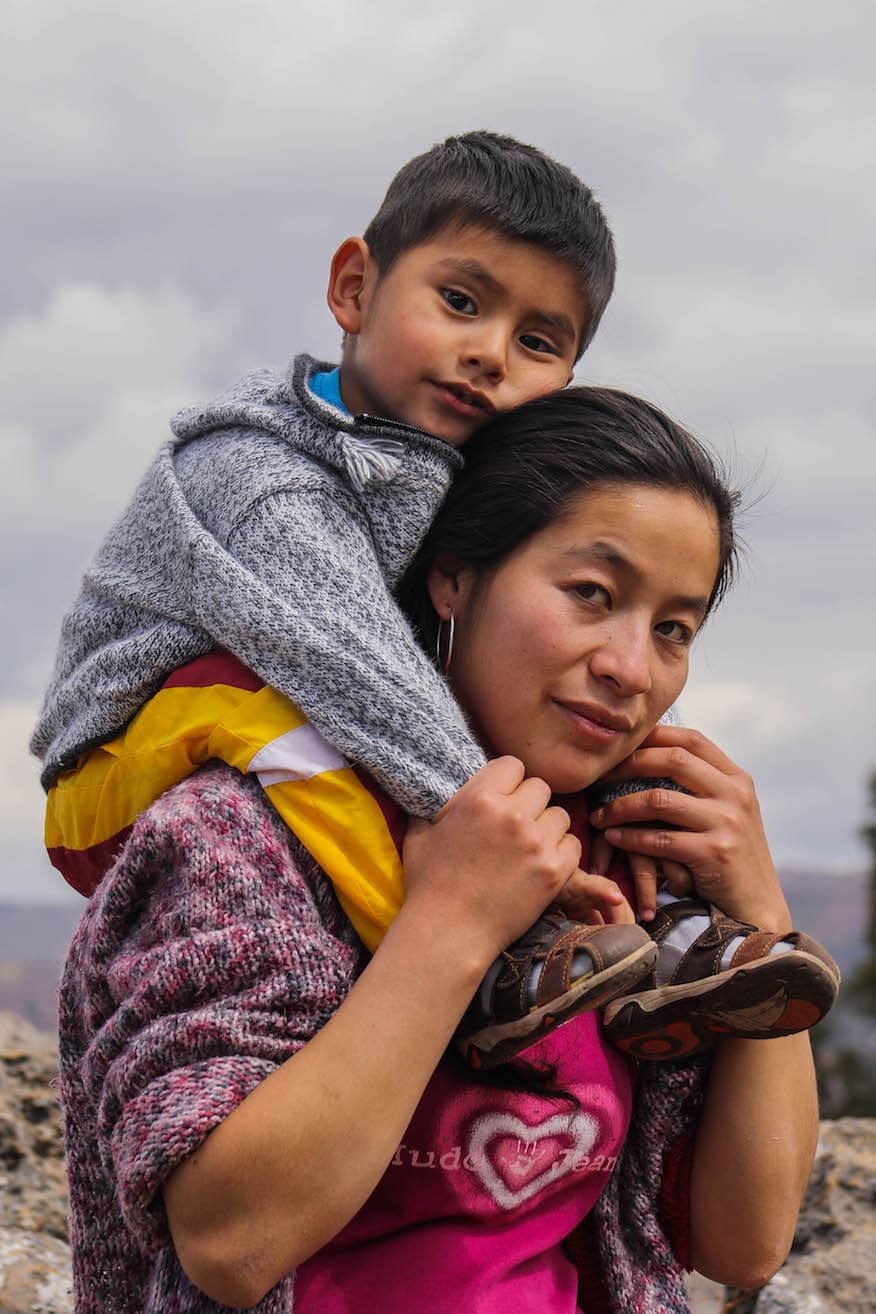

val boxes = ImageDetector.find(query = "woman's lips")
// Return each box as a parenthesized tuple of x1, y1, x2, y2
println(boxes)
(555, 700, 633, 742)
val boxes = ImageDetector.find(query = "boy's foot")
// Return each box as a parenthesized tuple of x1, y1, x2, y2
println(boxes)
(455, 911, 657, 1070)
(603, 898, 841, 1061)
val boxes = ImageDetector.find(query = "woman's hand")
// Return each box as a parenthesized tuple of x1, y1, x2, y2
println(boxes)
(588, 726, 819, 1285)
(403, 756, 584, 965)
(588, 725, 791, 933)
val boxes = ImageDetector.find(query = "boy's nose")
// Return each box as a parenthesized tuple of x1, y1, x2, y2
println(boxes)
(462, 325, 508, 379)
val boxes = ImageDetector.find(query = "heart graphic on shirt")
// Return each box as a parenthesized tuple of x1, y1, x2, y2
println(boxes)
(467, 1110, 599, 1211)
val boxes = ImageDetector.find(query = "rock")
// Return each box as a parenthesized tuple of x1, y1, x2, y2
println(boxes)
(0, 1013, 71, 1313)
(0, 1014, 66, 1239)
(1, 1008, 874, 1314)
(686, 1271, 727, 1312)
(0, 1227, 72, 1314)
(724, 1117, 876, 1314)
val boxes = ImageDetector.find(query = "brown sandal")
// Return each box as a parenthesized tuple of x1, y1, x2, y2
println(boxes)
(603, 899, 841, 1061)
(455, 911, 657, 1070)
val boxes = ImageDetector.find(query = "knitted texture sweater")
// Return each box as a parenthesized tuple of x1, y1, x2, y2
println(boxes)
(59, 763, 706, 1314)
(32, 355, 486, 811)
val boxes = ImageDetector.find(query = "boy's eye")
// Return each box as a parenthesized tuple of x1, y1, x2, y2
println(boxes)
(575, 582, 611, 607)
(442, 288, 477, 315)
(520, 332, 558, 355)
(655, 619, 693, 645)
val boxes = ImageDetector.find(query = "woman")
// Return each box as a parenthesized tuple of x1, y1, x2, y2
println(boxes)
(60, 389, 818, 1313)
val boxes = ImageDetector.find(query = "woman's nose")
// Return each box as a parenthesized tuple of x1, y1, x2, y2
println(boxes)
(589, 626, 652, 696)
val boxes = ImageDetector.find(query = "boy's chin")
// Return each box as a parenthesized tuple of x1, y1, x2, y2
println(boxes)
(424, 415, 486, 448)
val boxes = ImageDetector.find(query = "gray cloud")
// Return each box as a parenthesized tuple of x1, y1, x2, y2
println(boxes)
(4, 0, 874, 899)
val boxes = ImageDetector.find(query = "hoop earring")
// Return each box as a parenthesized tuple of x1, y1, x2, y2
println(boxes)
(435, 607, 455, 673)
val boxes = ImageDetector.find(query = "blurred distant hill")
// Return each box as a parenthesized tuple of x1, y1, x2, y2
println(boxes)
(0, 902, 81, 964)
(781, 867, 869, 979)
(0, 868, 868, 1032)
(0, 902, 81, 1030)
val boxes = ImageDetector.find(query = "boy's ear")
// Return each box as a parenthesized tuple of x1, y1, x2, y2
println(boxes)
(327, 236, 377, 335)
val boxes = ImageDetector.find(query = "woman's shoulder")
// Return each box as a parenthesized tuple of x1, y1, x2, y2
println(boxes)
(122, 760, 296, 883)
(141, 756, 293, 844)
(87, 762, 362, 965)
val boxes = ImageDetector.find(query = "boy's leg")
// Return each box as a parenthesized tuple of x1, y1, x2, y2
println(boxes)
(602, 894, 840, 1061)
(454, 911, 657, 1069)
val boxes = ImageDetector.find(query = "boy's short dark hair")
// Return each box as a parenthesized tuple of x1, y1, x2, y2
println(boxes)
(363, 131, 616, 356)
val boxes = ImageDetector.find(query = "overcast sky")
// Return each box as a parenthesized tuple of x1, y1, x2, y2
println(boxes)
(3, 0, 874, 902)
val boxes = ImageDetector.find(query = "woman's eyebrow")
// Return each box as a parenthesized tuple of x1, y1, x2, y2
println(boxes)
(563, 542, 628, 570)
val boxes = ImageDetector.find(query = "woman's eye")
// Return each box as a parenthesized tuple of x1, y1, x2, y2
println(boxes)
(575, 582, 611, 607)
(443, 288, 477, 315)
(520, 332, 557, 355)
(655, 619, 693, 644)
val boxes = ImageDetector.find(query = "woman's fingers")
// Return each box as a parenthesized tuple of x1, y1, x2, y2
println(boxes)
(597, 822, 709, 866)
(590, 743, 756, 836)
(604, 724, 741, 781)
(510, 767, 556, 815)
(590, 779, 704, 833)
(405, 759, 583, 958)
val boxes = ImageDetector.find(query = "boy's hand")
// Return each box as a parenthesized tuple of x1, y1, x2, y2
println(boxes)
(588, 725, 791, 933)
(554, 868, 636, 925)
(588, 831, 694, 922)
(403, 757, 582, 965)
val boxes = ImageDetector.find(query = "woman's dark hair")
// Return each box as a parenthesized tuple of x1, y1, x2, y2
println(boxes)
(400, 386, 741, 655)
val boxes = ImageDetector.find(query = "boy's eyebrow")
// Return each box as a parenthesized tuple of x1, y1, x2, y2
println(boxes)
(433, 258, 578, 346)
(564, 543, 711, 617)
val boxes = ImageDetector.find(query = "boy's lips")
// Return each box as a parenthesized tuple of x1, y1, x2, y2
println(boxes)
(433, 381, 495, 416)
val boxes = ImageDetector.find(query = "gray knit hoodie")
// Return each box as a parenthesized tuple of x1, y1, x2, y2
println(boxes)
(31, 354, 486, 812)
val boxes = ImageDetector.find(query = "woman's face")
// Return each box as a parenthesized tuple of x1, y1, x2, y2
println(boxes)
(429, 483, 722, 795)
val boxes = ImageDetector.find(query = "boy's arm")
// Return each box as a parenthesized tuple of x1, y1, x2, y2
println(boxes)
(190, 482, 486, 817)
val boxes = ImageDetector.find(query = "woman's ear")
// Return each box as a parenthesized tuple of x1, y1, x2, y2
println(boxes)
(426, 555, 474, 620)
(327, 236, 377, 335)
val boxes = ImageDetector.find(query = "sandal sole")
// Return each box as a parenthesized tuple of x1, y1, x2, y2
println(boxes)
(461, 939, 658, 1069)
(603, 950, 840, 1061)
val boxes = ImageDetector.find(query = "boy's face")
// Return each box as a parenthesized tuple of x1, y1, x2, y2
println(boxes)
(331, 225, 588, 446)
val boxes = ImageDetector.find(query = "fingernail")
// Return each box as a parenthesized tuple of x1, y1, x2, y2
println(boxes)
(590, 808, 605, 824)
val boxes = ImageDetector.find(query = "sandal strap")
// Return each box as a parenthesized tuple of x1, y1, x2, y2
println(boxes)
(535, 925, 607, 1004)
(655, 900, 760, 987)
(490, 915, 650, 1019)
(729, 930, 790, 967)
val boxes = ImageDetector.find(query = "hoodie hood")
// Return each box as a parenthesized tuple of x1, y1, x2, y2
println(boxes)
(171, 354, 462, 494)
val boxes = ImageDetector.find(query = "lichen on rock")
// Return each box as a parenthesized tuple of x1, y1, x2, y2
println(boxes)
(0, 1012, 71, 1314)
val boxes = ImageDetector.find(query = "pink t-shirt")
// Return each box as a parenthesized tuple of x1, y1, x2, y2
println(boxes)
(295, 1013, 632, 1312)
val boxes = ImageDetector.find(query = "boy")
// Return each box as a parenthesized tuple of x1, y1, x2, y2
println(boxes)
(33, 132, 837, 1068)
(34, 132, 610, 805)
